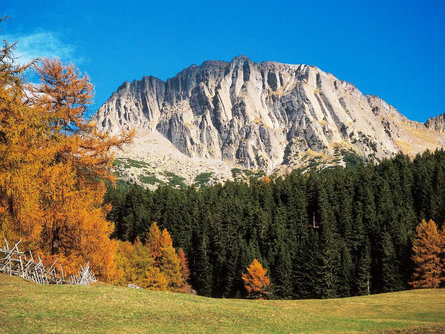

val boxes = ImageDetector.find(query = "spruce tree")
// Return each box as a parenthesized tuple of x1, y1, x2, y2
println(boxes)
(191, 231, 213, 296)
(315, 179, 340, 298)
(380, 231, 403, 292)
(353, 240, 371, 295)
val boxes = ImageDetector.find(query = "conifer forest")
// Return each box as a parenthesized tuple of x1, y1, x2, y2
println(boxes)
(105, 150, 445, 298)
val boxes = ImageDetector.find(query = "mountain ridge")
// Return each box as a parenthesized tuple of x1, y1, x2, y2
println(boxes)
(92, 56, 445, 187)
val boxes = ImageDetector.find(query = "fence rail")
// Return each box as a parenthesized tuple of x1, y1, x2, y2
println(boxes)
(0, 239, 96, 285)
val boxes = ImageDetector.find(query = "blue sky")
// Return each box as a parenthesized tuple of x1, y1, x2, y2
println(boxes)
(2, 0, 444, 122)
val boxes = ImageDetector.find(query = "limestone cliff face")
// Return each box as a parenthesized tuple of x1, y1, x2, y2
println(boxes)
(92, 56, 445, 176)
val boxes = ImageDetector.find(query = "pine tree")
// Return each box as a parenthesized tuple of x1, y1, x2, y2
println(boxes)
(353, 241, 371, 295)
(271, 243, 293, 298)
(337, 241, 353, 297)
(222, 238, 242, 298)
(191, 231, 213, 296)
(316, 179, 340, 299)
(410, 220, 441, 288)
(293, 234, 318, 299)
(380, 231, 403, 292)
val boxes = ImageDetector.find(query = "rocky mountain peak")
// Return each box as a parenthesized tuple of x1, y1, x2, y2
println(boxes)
(92, 57, 445, 188)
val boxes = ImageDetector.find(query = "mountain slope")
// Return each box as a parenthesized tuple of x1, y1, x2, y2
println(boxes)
(92, 56, 445, 186)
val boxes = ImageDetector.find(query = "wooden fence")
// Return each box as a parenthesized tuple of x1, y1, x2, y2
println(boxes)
(0, 239, 96, 285)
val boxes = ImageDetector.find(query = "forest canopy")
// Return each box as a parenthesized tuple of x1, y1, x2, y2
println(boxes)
(105, 150, 445, 298)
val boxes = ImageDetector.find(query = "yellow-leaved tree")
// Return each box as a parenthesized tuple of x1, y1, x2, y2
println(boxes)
(145, 222, 163, 263)
(159, 228, 183, 290)
(177, 247, 190, 282)
(441, 224, 445, 286)
(114, 238, 153, 285)
(242, 259, 271, 299)
(410, 219, 442, 289)
(0, 26, 133, 280)
(138, 223, 184, 291)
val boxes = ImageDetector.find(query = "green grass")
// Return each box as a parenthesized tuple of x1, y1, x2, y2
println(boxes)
(0, 275, 444, 333)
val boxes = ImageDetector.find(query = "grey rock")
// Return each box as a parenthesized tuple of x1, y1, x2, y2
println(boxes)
(92, 56, 445, 180)
(426, 114, 445, 132)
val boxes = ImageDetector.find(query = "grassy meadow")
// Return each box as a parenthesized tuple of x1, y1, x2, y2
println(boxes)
(0, 274, 444, 333)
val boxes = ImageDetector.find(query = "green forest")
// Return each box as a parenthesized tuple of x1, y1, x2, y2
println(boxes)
(105, 150, 445, 299)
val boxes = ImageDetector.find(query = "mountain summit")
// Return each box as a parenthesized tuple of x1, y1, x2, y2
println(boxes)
(92, 56, 445, 186)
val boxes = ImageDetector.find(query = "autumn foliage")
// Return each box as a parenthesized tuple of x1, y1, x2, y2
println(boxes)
(114, 223, 186, 291)
(242, 259, 271, 299)
(262, 175, 271, 184)
(0, 28, 132, 280)
(441, 224, 445, 284)
(178, 247, 190, 282)
(0, 27, 187, 291)
(410, 220, 443, 288)
(146, 222, 163, 262)
(114, 238, 153, 285)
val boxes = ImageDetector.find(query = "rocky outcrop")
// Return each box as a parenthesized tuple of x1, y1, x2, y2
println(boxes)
(426, 114, 445, 132)
(92, 56, 445, 183)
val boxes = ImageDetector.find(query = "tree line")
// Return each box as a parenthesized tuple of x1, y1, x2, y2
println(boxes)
(105, 150, 445, 298)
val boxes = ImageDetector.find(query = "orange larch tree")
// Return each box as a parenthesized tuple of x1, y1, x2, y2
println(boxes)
(0, 32, 48, 244)
(160, 228, 173, 251)
(177, 247, 190, 282)
(141, 223, 184, 291)
(160, 245, 184, 291)
(262, 175, 271, 184)
(141, 266, 169, 291)
(242, 259, 271, 299)
(0, 38, 133, 280)
(114, 238, 153, 286)
(178, 247, 191, 293)
(145, 222, 163, 263)
(156, 227, 184, 290)
(440, 224, 445, 286)
(114, 240, 137, 285)
(29, 59, 132, 280)
(410, 219, 442, 289)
